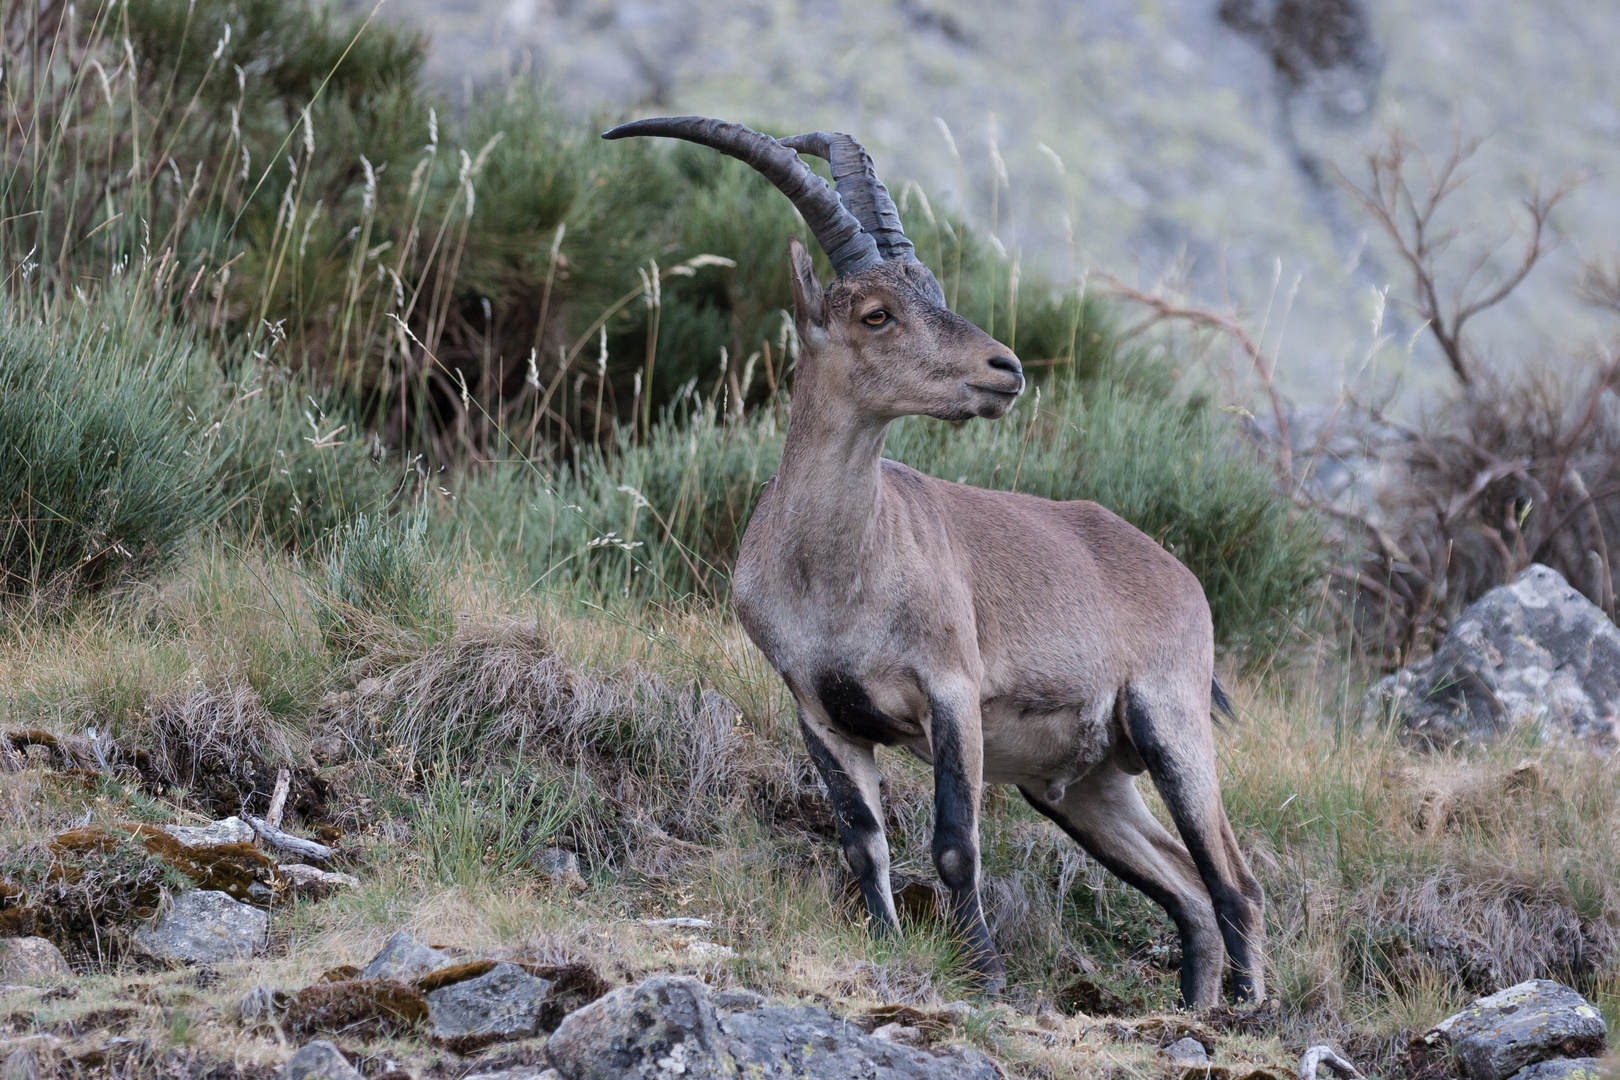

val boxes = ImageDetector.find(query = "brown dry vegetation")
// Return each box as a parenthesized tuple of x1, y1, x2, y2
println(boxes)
(4, 545, 1620, 1078)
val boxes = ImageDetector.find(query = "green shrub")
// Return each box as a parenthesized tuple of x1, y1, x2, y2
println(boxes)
(312, 506, 450, 655)
(448, 324, 1323, 654)
(0, 312, 217, 605)
(212, 368, 401, 549)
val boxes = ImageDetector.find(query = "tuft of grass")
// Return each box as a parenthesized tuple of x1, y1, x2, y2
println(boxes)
(416, 758, 579, 888)
(0, 307, 217, 608)
(312, 506, 451, 657)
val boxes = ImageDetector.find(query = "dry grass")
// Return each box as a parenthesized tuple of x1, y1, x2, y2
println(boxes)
(4, 546, 1620, 1078)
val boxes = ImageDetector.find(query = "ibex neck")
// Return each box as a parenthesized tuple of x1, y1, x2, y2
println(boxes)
(772, 384, 890, 553)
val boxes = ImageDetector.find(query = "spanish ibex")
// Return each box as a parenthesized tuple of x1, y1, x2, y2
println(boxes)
(603, 116, 1265, 1008)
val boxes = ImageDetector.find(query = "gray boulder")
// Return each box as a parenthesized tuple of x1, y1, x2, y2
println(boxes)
(132, 890, 267, 964)
(1503, 1062, 1607, 1080)
(279, 1040, 362, 1080)
(1364, 565, 1620, 749)
(1510, 1060, 1607, 1080)
(0, 937, 71, 984)
(360, 930, 458, 981)
(545, 974, 1001, 1080)
(1421, 979, 1608, 1080)
(426, 962, 555, 1047)
(1163, 1036, 1210, 1066)
(159, 816, 255, 847)
(722, 1006, 1002, 1079)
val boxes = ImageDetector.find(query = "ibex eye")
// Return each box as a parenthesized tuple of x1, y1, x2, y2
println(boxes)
(862, 310, 890, 326)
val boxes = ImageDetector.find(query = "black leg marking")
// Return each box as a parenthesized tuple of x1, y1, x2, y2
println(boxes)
(800, 717, 897, 935)
(1124, 687, 1265, 1004)
(929, 697, 1003, 985)
(815, 671, 913, 746)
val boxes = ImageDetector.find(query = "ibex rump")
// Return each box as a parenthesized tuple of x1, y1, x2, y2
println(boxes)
(603, 116, 1265, 1008)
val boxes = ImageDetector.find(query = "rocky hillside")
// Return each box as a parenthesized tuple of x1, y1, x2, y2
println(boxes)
(388, 0, 1620, 398)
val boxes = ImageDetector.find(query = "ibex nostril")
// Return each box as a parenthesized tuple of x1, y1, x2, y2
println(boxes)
(987, 355, 1023, 378)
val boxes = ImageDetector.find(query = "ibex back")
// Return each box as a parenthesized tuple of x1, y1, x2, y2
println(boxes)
(604, 117, 1265, 1008)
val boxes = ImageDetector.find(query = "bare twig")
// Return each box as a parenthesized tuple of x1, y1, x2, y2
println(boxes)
(1300, 1045, 1363, 1080)
(1337, 132, 1578, 387)
(264, 767, 291, 830)
(246, 815, 334, 864)
(1096, 271, 1293, 479)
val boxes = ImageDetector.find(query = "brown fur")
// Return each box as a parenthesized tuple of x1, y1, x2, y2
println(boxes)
(732, 239, 1265, 1008)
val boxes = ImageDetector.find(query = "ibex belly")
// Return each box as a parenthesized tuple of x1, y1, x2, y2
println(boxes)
(979, 692, 1117, 789)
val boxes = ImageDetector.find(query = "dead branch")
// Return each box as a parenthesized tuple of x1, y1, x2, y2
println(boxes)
(1097, 272, 1293, 479)
(1337, 132, 1578, 387)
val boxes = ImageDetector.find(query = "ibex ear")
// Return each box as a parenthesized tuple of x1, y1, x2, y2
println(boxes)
(787, 236, 825, 329)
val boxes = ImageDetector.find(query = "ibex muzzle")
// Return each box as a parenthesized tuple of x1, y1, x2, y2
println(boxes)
(603, 116, 1265, 1008)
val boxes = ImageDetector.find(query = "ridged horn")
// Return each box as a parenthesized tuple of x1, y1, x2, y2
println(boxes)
(601, 116, 883, 277)
(779, 131, 917, 264)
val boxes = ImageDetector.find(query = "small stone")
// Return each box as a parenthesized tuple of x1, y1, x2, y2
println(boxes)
(279, 1040, 362, 1080)
(360, 931, 458, 982)
(684, 941, 735, 959)
(531, 848, 586, 893)
(1424, 979, 1608, 1080)
(872, 1022, 924, 1045)
(0, 938, 71, 985)
(531, 848, 579, 876)
(711, 988, 765, 1011)
(159, 817, 256, 847)
(1510, 1059, 1606, 1080)
(426, 962, 554, 1049)
(310, 737, 349, 766)
(132, 890, 267, 964)
(643, 916, 711, 929)
(278, 864, 358, 899)
(1164, 1036, 1210, 1066)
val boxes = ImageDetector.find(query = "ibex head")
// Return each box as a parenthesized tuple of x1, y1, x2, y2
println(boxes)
(603, 117, 1024, 423)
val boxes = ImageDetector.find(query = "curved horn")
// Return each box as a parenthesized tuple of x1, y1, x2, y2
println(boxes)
(779, 131, 917, 263)
(602, 116, 882, 276)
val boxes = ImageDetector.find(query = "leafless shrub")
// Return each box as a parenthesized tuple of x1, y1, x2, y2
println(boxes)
(353, 618, 766, 869)
(1310, 131, 1620, 663)
(1338, 358, 1620, 661)
(1339, 134, 1578, 388)
(142, 682, 296, 817)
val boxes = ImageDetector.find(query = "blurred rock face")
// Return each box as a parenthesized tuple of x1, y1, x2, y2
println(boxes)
(390, 0, 1620, 399)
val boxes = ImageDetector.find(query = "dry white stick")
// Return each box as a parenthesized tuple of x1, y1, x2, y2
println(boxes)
(265, 768, 291, 830)
(1301, 1046, 1363, 1080)
(245, 814, 334, 863)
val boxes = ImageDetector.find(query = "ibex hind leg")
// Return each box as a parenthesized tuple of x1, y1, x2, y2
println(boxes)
(1124, 684, 1267, 1004)
(1019, 766, 1226, 1009)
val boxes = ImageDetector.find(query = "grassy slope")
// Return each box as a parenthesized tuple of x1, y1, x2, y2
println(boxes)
(4, 544, 1618, 1078)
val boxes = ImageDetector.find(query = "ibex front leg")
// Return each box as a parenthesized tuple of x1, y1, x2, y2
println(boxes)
(798, 707, 900, 935)
(929, 690, 1005, 991)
